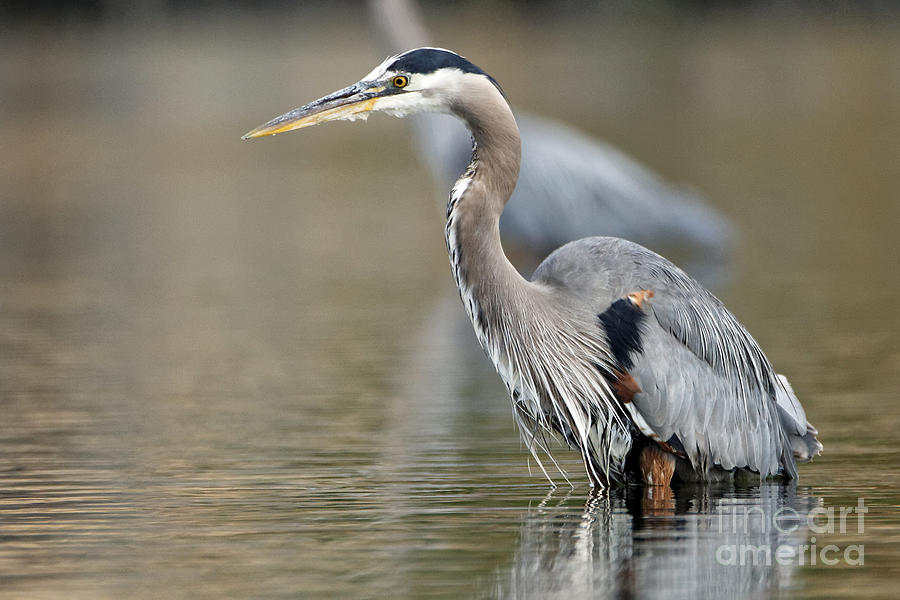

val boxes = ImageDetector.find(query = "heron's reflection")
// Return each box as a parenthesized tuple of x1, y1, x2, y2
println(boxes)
(493, 484, 820, 599)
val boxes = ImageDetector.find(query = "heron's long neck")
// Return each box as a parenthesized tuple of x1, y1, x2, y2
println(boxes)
(445, 82, 528, 341)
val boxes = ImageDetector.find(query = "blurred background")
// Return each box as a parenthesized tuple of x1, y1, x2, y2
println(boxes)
(1, 1, 899, 598)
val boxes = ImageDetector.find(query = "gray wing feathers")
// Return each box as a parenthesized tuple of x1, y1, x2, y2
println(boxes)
(630, 323, 786, 477)
(775, 375, 823, 462)
(630, 254, 816, 477)
(775, 375, 807, 434)
(633, 258, 796, 477)
(537, 238, 819, 479)
(644, 260, 776, 405)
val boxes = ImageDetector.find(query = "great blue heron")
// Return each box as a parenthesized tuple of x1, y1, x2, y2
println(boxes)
(368, 0, 734, 262)
(243, 48, 822, 488)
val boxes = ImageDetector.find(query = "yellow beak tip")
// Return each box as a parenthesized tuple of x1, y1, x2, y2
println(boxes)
(242, 94, 379, 142)
(241, 129, 266, 140)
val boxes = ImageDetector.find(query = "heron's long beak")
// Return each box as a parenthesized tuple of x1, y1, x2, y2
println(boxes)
(242, 82, 386, 140)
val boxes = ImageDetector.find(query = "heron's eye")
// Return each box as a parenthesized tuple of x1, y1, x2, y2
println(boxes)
(392, 75, 409, 88)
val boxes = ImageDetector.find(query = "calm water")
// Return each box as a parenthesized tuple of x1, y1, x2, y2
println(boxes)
(1, 10, 899, 599)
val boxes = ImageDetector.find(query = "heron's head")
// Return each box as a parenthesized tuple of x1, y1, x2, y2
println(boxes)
(242, 47, 503, 139)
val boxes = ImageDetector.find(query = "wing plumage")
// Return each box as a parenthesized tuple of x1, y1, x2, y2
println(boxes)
(533, 237, 821, 480)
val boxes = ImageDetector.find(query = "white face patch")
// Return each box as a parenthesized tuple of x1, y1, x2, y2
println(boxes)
(404, 68, 465, 94)
(365, 68, 481, 118)
(354, 49, 483, 119)
(343, 47, 507, 126)
(370, 87, 444, 117)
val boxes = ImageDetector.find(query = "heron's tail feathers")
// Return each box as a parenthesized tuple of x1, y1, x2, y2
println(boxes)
(775, 374, 823, 463)
(790, 422, 823, 463)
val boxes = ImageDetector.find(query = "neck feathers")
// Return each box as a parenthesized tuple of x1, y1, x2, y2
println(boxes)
(440, 75, 627, 483)
(450, 75, 520, 216)
(443, 74, 523, 340)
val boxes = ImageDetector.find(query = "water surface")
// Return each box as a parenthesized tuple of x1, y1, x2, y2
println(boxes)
(1, 11, 899, 599)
